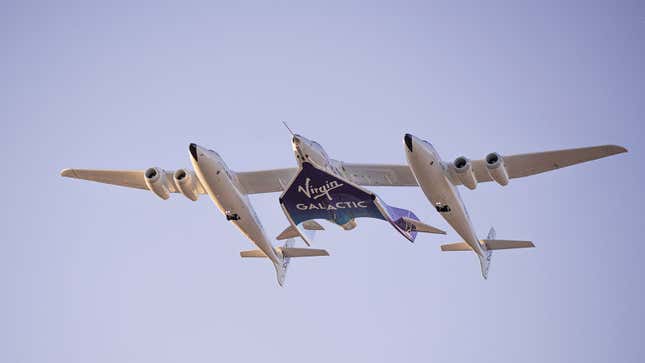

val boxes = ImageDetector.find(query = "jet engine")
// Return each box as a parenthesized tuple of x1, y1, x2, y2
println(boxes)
(144, 167, 171, 200)
(485, 152, 509, 186)
(173, 169, 199, 201)
(452, 156, 477, 190)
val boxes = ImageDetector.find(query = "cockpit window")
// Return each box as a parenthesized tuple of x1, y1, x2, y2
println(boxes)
(436, 205, 451, 213)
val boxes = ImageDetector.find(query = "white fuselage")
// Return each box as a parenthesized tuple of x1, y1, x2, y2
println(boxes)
(290, 134, 361, 231)
(403, 134, 486, 257)
(189, 144, 282, 268)
(291, 134, 346, 177)
(291, 133, 485, 255)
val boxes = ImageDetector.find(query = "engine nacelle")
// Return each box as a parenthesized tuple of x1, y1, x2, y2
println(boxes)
(144, 167, 171, 200)
(485, 152, 509, 186)
(173, 169, 199, 201)
(452, 156, 477, 190)
(340, 218, 357, 231)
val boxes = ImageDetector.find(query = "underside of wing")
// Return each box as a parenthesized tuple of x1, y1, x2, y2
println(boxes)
(235, 168, 298, 194)
(340, 163, 418, 186)
(237, 164, 418, 194)
(61, 168, 158, 190)
(60, 168, 203, 194)
(450, 145, 627, 185)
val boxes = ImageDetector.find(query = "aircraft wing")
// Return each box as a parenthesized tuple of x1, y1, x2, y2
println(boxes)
(447, 145, 627, 185)
(64, 145, 624, 194)
(278, 162, 435, 243)
(235, 168, 298, 194)
(60, 168, 205, 194)
(60, 167, 297, 195)
(340, 163, 418, 186)
(234, 164, 417, 194)
(60, 165, 416, 195)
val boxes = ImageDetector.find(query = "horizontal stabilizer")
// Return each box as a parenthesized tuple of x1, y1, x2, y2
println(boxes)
(440, 242, 471, 251)
(484, 239, 535, 250)
(276, 220, 325, 240)
(401, 216, 446, 234)
(441, 239, 534, 251)
(240, 247, 329, 258)
(240, 249, 268, 258)
(279, 247, 329, 258)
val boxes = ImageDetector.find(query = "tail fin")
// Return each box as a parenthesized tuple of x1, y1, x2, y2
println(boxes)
(479, 227, 495, 279)
(478, 249, 493, 280)
(487, 227, 496, 240)
(441, 227, 534, 279)
(276, 239, 295, 286)
(276, 220, 324, 245)
(240, 238, 329, 286)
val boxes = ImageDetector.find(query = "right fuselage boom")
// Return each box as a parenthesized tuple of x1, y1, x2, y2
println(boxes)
(403, 134, 486, 258)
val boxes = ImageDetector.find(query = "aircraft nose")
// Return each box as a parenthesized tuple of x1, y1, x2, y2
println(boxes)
(189, 143, 199, 161)
(404, 133, 414, 152)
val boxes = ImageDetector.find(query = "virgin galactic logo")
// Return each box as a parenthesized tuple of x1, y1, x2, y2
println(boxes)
(297, 177, 343, 201)
(295, 177, 369, 211)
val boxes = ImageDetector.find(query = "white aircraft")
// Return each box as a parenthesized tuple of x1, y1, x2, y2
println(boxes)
(61, 134, 627, 283)
(61, 143, 330, 286)
(278, 131, 446, 246)
(285, 132, 627, 278)
(401, 133, 627, 277)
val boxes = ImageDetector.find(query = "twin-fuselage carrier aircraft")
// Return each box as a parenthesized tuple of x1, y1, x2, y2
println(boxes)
(61, 133, 627, 285)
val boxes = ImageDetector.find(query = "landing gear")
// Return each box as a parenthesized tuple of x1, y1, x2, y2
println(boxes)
(226, 212, 240, 221)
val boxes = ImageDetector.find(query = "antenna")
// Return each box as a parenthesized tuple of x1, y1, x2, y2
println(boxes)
(282, 121, 295, 136)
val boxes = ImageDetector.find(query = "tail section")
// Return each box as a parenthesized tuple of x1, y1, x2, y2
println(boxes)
(478, 249, 493, 279)
(400, 216, 446, 235)
(440, 240, 534, 252)
(240, 238, 329, 286)
(276, 220, 324, 246)
(276, 238, 294, 286)
(441, 227, 534, 279)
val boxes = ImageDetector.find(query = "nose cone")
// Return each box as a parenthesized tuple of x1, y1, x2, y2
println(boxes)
(404, 133, 414, 152)
(292, 135, 304, 154)
(189, 143, 199, 161)
(292, 134, 302, 146)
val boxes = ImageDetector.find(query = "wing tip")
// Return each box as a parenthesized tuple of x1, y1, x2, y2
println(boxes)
(610, 145, 628, 154)
(60, 168, 75, 177)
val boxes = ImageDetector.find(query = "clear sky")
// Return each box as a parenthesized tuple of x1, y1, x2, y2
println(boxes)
(2, 1, 644, 362)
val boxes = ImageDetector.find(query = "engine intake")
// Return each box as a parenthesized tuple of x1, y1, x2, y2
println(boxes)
(452, 156, 477, 190)
(144, 167, 171, 199)
(173, 169, 199, 201)
(485, 152, 509, 186)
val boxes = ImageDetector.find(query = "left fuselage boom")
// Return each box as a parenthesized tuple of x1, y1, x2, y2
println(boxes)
(189, 144, 282, 266)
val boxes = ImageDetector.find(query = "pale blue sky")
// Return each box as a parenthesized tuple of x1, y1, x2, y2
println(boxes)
(2, 1, 644, 362)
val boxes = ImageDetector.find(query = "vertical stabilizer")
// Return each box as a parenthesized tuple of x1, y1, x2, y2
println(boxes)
(487, 227, 496, 240)
(478, 250, 493, 279)
(479, 227, 496, 279)
(274, 238, 294, 286)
